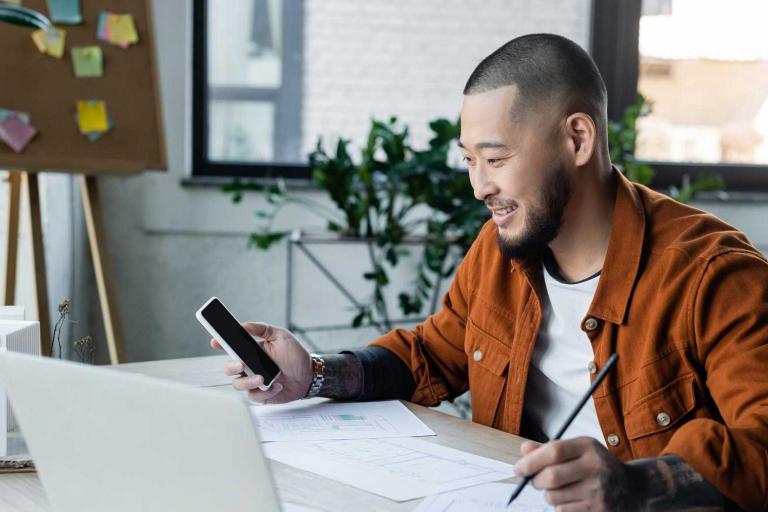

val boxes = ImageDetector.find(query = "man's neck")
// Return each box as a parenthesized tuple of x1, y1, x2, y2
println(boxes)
(548, 166, 616, 282)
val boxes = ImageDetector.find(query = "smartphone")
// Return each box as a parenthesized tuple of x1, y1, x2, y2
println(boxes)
(196, 297, 281, 391)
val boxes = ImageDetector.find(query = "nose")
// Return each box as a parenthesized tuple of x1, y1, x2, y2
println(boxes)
(471, 164, 499, 202)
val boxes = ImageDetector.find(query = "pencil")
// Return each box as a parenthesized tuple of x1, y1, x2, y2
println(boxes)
(507, 353, 619, 506)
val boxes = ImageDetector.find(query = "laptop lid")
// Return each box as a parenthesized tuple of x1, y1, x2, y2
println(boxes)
(0, 352, 282, 512)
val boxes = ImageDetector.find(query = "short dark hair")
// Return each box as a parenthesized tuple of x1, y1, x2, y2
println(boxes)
(464, 33, 607, 129)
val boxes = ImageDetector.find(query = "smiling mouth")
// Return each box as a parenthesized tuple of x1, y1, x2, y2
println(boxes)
(488, 203, 518, 226)
(491, 206, 516, 215)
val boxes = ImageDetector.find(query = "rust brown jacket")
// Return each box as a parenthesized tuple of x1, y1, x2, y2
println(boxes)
(371, 169, 768, 510)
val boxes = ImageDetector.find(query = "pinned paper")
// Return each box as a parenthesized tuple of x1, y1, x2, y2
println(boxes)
(0, 109, 30, 125)
(97, 11, 139, 48)
(47, 0, 82, 24)
(31, 27, 66, 58)
(73, 114, 113, 141)
(76, 100, 108, 133)
(0, 114, 37, 153)
(71, 46, 103, 77)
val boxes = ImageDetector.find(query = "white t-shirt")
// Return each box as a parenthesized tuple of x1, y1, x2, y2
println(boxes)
(521, 258, 605, 445)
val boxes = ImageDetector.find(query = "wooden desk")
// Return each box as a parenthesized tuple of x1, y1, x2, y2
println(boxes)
(0, 355, 526, 511)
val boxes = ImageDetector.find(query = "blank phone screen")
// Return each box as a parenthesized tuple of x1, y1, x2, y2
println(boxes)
(201, 299, 280, 382)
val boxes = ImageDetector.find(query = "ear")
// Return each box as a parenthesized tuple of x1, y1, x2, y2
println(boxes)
(564, 113, 596, 167)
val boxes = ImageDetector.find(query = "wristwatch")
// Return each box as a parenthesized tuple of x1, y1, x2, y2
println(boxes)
(305, 353, 325, 398)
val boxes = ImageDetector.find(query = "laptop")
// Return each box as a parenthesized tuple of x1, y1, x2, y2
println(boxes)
(0, 351, 307, 512)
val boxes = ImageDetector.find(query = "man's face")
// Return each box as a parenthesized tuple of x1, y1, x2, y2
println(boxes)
(459, 86, 572, 259)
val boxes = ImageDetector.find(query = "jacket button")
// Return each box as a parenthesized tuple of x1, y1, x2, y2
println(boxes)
(656, 412, 671, 427)
(473, 350, 483, 362)
(584, 317, 599, 331)
(606, 434, 620, 446)
(587, 361, 597, 374)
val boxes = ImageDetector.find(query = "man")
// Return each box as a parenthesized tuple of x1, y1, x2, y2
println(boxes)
(214, 34, 767, 510)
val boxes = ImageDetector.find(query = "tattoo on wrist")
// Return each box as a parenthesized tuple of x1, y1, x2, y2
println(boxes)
(626, 455, 723, 510)
(316, 353, 363, 400)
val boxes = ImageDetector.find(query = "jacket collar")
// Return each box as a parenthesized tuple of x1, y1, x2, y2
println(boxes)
(511, 166, 646, 325)
(588, 168, 646, 324)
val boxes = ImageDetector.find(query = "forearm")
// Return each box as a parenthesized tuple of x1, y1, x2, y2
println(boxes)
(316, 353, 363, 400)
(626, 455, 724, 510)
(315, 347, 416, 401)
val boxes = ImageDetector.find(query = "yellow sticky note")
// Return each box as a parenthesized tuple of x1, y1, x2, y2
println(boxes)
(45, 28, 66, 58)
(30, 27, 66, 58)
(76, 100, 108, 133)
(31, 30, 48, 53)
(107, 14, 138, 47)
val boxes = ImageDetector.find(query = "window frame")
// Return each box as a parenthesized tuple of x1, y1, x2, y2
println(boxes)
(191, 0, 311, 179)
(590, 0, 768, 192)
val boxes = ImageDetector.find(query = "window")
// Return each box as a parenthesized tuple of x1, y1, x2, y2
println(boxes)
(194, 1, 593, 181)
(192, 0, 309, 178)
(592, 0, 768, 191)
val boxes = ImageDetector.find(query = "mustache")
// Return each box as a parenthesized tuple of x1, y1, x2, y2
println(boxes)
(485, 199, 518, 209)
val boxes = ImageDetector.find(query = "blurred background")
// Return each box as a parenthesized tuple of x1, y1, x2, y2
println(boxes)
(1, 0, 767, 366)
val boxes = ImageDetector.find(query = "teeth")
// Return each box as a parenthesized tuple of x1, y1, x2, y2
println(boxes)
(496, 207, 513, 215)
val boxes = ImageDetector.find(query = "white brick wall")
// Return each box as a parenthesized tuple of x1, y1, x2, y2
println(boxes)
(302, 0, 592, 156)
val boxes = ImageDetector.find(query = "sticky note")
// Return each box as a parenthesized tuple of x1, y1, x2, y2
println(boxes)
(98, 12, 139, 48)
(0, 109, 30, 125)
(97, 11, 108, 40)
(76, 100, 108, 133)
(71, 46, 103, 77)
(85, 119, 113, 141)
(0, 114, 37, 153)
(31, 27, 66, 58)
(47, 0, 82, 25)
(109, 14, 139, 47)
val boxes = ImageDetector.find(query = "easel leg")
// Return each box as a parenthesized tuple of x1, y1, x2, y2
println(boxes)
(3, 171, 21, 306)
(23, 172, 52, 356)
(80, 175, 125, 364)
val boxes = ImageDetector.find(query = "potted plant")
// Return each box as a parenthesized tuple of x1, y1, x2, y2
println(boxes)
(224, 117, 487, 331)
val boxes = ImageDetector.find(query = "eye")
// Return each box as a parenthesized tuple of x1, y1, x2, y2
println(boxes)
(462, 155, 475, 165)
(487, 157, 508, 167)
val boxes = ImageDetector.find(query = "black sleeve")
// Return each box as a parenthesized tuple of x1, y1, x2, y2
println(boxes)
(342, 346, 416, 401)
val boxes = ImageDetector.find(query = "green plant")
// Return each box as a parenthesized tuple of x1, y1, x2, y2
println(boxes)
(224, 117, 487, 330)
(608, 94, 724, 202)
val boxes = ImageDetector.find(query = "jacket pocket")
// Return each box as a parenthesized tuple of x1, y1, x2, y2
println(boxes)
(466, 317, 510, 426)
(625, 373, 697, 456)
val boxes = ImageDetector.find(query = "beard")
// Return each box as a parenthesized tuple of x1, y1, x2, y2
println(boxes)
(496, 160, 572, 261)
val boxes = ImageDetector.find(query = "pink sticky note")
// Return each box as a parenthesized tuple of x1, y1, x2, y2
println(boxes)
(0, 114, 37, 153)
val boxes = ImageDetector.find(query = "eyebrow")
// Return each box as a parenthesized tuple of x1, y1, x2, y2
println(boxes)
(457, 140, 511, 151)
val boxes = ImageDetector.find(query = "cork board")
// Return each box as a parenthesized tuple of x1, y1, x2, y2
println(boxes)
(0, 0, 166, 174)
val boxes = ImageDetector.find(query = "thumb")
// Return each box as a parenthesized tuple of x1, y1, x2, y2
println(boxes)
(242, 322, 272, 340)
(520, 440, 542, 456)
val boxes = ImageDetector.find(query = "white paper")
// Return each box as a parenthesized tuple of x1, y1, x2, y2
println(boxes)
(250, 399, 435, 442)
(414, 482, 553, 512)
(281, 503, 321, 512)
(263, 437, 517, 502)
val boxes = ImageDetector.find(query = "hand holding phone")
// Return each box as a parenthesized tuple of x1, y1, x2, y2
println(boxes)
(196, 297, 282, 390)
(198, 299, 313, 404)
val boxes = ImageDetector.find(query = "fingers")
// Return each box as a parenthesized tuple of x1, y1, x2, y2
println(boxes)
(241, 322, 272, 339)
(544, 478, 599, 506)
(520, 440, 542, 456)
(515, 438, 590, 477)
(531, 457, 586, 491)
(232, 373, 266, 391)
(224, 360, 244, 376)
(210, 338, 224, 351)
